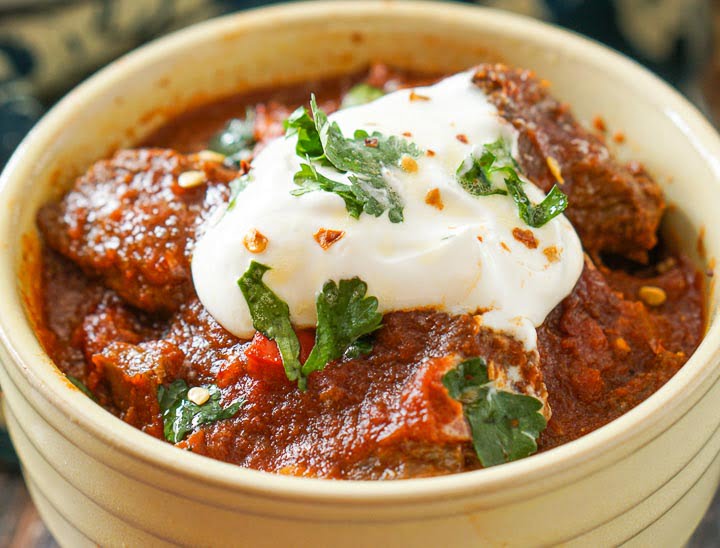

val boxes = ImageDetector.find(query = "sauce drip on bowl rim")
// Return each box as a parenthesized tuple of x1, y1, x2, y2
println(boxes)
(191, 71, 584, 352)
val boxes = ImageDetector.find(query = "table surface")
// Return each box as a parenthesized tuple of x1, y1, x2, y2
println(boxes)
(0, 464, 719, 546)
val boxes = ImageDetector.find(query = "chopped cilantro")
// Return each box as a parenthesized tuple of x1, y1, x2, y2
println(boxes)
(287, 95, 421, 223)
(66, 375, 95, 401)
(442, 357, 546, 467)
(238, 263, 382, 390)
(284, 105, 325, 162)
(341, 83, 385, 109)
(158, 380, 244, 444)
(238, 261, 303, 383)
(301, 278, 382, 384)
(292, 162, 364, 219)
(457, 139, 568, 227)
(208, 108, 257, 167)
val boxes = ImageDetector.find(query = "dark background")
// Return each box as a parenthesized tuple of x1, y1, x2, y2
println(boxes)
(1, 0, 720, 545)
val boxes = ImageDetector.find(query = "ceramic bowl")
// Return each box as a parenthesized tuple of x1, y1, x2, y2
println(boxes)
(1, 2, 720, 546)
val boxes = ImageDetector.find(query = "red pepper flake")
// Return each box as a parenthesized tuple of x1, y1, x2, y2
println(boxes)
(613, 131, 625, 144)
(424, 188, 444, 210)
(426, 149, 436, 157)
(593, 116, 607, 132)
(456, 134, 469, 144)
(543, 245, 561, 263)
(313, 228, 345, 250)
(477, 235, 483, 243)
(402, 131, 413, 137)
(500, 241, 511, 252)
(364, 137, 379, 148)
(409, 90, 430, 102)
(512, 227, 538, 249)
(243, 229, 268, 254)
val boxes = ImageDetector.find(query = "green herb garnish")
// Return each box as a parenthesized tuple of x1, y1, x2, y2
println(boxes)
(284, 105, 326, 162)
(341, 83, 385, 109)
(457, 139, 568, 227)
(238, 263, 382, 390)
(442, 357, 546, 467)
(301, 278, 382, 385)
(158, 380, 244, 443)
(287, 95, 420, 223)
(291, 162, 364, 219)
(504, 177, 569, 228)
(208, 108, 257, 167)
(238, 261, 303, 383)
(67, 375, 95, 401)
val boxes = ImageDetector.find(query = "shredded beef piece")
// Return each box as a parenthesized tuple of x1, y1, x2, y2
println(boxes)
(91, 340, 185, 437)
(37, 149, 236, 313)
(473, 64, 664, 262)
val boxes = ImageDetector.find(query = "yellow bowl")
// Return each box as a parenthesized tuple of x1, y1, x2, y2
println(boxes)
(1, 2, 720, 546)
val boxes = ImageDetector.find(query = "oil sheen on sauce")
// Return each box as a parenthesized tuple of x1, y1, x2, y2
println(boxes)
(191, 72, 584, 352)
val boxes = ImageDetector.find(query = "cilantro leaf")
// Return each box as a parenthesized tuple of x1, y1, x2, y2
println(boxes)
(301, 278, 382, 383)
(442, 357, 546, 467)
(341, 83, 385, 109)
(284, 105, 326, 162)
(66, 375, 95, 401)
(457, 138, 568, 227)
(504, 176, 569, 228)
(158, 380, 244, 444)
(208, 108, 257, 167)
(292, 162, 364, 219)
(285, 96, 419, 223)
(456, 152, 508, 197)
(238, 261, 303, 382)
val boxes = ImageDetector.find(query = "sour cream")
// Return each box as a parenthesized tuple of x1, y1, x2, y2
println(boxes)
(192, 71, 584, 350)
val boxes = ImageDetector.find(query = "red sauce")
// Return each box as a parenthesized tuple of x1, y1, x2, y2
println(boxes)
(32, 64, 705, 479)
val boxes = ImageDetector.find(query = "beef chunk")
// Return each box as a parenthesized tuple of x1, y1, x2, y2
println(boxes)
(179, 311, 543, 479)
(91, 340, 185, 437)
(473, 64, 664, 262)
(37, 149, 237, 312)
(537, 258, 687, 448)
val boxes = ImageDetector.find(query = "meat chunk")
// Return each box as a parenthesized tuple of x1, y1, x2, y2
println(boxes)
(38, 149, 237, 312)
(91, 340, 185, 437)
(179, 311, 542, 479)
(473, 64, 664, 262)
(537, 258, 688, 448)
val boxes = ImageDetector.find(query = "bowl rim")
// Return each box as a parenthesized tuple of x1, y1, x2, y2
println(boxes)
(1, 0, 720, 506)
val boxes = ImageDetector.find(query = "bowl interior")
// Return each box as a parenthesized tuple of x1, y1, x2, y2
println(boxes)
(1, 0, 720, 497)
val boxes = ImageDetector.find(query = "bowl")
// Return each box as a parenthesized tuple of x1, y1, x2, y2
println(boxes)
(1, 2, 720, 546)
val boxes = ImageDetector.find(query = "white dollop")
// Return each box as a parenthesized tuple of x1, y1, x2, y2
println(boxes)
(192, 72, 584, 350)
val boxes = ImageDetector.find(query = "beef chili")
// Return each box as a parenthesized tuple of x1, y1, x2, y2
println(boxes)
(33, 64, 705, 480)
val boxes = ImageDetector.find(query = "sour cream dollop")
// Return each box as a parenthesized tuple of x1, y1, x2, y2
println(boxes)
(192, 72, 584, 350)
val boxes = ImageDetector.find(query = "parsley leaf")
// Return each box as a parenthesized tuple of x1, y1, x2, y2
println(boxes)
(208, 107, 257, 167)
(158, 380, 244, 444)
(457, 139, 568, 227)
(66, 375, 95, 401)
(442, 357, 546, 467)
(292, 162, 364, 219)
(238, 261, 303, 382)
(341, 83, 385, 109)
(286, 95, 419, 223)
(301, 278, 382, 384)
